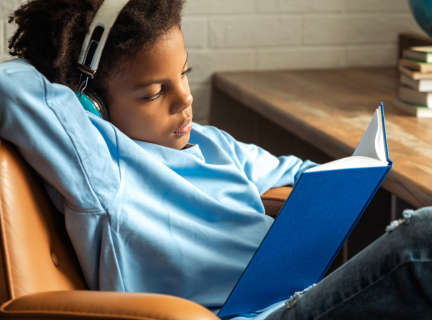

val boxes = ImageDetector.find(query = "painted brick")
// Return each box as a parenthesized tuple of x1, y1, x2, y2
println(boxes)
(190, 84, 211, 122)
(187, 50, 254, 83)
(303, 14, 425, 45)
(5, 19, 17, 55)
(0, 0, 19, 18)
(257, 0, 344, 13)
(256, 47, 344, 70)
(346, 0, 410, 12)
(0, 54, 10, 64)
(183, 0, 254, 15)
(210, 16, 300, 48)
(182, 18, 207, 48)
(346, 45, 398, 67)
(0, 0, 31, 61)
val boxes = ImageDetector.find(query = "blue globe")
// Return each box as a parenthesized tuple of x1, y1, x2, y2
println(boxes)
(409, 0, 432, 37)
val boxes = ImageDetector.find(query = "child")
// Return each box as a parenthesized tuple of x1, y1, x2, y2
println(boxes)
(1, 0, 431, 319)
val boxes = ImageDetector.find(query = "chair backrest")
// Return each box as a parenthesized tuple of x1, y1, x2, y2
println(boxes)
(0, 139, 87, 305)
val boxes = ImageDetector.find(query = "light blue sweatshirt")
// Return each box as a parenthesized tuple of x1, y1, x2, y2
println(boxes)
(0, 59, 316, 319)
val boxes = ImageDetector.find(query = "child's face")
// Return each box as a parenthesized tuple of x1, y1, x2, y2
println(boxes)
(106, 26, 193, 150)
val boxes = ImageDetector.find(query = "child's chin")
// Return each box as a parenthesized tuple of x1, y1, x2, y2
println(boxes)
(170, 133, 190, 150)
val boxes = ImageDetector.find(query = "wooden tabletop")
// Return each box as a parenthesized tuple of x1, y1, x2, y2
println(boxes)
(213, 68, 432, 208)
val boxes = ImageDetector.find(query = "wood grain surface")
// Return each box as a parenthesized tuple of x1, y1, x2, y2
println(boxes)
(213, 68, 432, 208)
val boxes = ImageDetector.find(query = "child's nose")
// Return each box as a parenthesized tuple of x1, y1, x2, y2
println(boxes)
(170, 85, 193, 114)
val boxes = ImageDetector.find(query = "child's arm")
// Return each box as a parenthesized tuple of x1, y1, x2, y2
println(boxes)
(226, 135, 317, 194)
(196, 124, 317, 195)
(0, 59, 120, 213)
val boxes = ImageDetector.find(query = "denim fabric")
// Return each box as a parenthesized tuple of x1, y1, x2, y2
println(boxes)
(267, 207, 432, 320)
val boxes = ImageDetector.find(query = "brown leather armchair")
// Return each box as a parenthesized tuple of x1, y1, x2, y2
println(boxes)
(0, 139, 291, 320)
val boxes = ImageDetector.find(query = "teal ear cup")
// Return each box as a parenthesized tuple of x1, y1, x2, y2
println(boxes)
(75, 91, 101, 117)
(75, 90, 109, 120)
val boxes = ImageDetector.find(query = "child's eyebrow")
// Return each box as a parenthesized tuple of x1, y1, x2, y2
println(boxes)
(133, 52, 188, 91)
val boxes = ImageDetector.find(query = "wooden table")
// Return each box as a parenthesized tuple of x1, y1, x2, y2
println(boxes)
(211, 68, 432, 209)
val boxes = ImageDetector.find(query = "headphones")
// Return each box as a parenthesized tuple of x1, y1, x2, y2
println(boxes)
(75, 0, 130, 120)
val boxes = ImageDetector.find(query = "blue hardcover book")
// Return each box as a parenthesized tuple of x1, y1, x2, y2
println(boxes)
(218, 103, 392, 317)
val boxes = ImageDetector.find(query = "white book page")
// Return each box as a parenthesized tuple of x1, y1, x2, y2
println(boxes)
(305, 105, 388, 173)
(352, 106, 386, 162)
(306, 156, 387, 172)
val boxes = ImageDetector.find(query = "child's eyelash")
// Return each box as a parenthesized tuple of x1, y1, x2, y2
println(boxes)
(147, 87, 163, 101)
(182, 67, 193, 77)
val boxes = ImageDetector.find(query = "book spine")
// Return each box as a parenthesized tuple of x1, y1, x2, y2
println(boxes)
(393, 98, 416, 116)
(403, 50, 432, 63)
(420, 64, 432, 73)
(398, 86, 432, 107)
(380, 103, 390, 163)
(403, 50, 427, 62)
(398, 74, 432, 92)
(400, 59, 419, 71)
(400, 74, 419, 90)
(400, 59, 432, 73)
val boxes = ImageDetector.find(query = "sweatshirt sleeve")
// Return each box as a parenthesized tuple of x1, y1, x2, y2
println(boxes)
(0, 59, 120, 213)
(211, 126, 318, 195)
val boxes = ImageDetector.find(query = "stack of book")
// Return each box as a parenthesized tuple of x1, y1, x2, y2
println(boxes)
(396, 46, 432, 117)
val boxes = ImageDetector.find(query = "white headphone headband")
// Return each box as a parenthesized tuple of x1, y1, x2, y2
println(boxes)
(77, 0, 130, 78)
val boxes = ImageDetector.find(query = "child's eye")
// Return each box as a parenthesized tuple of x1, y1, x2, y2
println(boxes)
(146, 87, 164, 101)
(144, 68, 191, 102)
(181, 67, 193, 78)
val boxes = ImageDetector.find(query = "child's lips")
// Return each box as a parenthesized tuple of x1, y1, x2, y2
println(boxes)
(173, 119, 192, 135)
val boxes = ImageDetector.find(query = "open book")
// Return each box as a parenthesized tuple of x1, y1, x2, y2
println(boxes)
(218, 103, 392, 317)
(307, 103, 389, 172)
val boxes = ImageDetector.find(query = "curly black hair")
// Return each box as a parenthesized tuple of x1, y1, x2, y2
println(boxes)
(8, 0, 184, 99)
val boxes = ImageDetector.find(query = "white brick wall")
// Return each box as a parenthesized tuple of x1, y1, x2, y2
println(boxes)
(0, 0, 426, 123)
(183, 0, 425, 123)
(257, 0, 345, 13)
(303, 15, 420, 45)
(0, 0, 25, 62)
(346, 0, 410, 12)
(210, 16, 301, 47)
(256, 47, 345, 70)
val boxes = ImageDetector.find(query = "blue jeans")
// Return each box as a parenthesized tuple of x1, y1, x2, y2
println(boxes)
(266, 207, 432, 320)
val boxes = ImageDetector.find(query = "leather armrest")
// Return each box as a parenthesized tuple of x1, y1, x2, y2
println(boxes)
(261, 187, 293, 217)
(0, 291, 220, 320)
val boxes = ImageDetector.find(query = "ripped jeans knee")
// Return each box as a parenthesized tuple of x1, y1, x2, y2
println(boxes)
(385, 209, 413, 232)
(285, 283, 316, 309)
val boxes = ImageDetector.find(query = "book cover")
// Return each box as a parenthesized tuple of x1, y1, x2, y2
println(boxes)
(403, 47, 432, 63)
(399, 65, 432, 80)
(408, 46, 432, 53)
(400, 73, 432, 92)
(399, 58, 432, 73)
(398, 85, 432, 107)
(393, 97, 432, 118)
(218, 104, 392, 318)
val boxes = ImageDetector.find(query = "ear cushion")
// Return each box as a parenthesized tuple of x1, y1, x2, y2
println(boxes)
(84, 89, 109, 121)
(75, 91, 102, 118)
